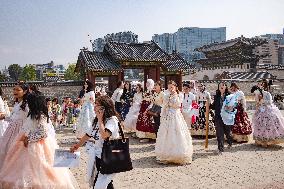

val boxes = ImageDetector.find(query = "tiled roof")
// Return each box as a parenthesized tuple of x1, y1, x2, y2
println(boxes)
(162, 53, 194, 71)
(104, 41, 170, 62)
(196, 36, 267, 52)
(257, 64, 284, 70)
(222, 71, 276, 80)
(78, 50, 122, 72)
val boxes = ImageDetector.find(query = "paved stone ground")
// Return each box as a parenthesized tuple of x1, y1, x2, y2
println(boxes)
(57, 111, 284, 189)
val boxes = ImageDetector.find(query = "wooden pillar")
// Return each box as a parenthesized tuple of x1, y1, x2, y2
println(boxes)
(165, 75, 168, 89)
(108, 74, 119, 93)
(144, 68, 149, 89)
(178, 71, 182, 91)
(87, 71, 96, 86)
(117, 71, 124, 82)
(156, 65, 160, 82)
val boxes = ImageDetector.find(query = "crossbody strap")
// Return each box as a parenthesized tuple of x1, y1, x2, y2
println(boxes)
(92, 117, 125, 141)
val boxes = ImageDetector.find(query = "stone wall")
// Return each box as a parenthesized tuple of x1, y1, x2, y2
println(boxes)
(1, 80, 284, 109)
(185, 68, 284, 80)
(2, 85, 82, 105)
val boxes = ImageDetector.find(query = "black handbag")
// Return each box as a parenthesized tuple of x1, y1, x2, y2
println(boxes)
(99, 121, 133, 174)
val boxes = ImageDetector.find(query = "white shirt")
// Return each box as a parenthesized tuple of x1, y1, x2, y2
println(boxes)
(86, 116, 120, 158)
(111, 88, 123, 102)
(182, 92, 196, 110)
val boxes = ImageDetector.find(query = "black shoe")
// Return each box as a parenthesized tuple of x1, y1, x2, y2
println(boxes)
(227, 144, 232, 149)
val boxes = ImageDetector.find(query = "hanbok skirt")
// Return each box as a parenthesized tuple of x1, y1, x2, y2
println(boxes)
(155, 108, 193, 164)
(252, 104, 284, 146)
(0, 134, 79, 189)
(136, 100, 156, 139)
(121, 101, 131, 121)
(0, 120, 9, 137)
(191, 101, 215, 136)
(76, 102, 95, 138)
(232, 103, 252, 142)
(0, 120, 23, 170)
(124, 102, 141, 133)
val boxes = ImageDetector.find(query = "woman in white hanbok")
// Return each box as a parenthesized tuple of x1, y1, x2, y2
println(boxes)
(155, 80, 193, 165)
(0, 83, 29, 170)
(75, 80, 96, 138)
(123, 83, 143, 133)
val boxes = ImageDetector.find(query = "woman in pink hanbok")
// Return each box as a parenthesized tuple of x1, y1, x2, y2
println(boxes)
(251, 80, 284, 147)
(0, 83, 29, 170)
(0, 92, 79, 189)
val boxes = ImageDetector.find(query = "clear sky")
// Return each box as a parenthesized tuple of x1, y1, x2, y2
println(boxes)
(0, 0, 283, 69)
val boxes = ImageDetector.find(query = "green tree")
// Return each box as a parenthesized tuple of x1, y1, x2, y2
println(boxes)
(8, 64, 22, 81)
(0, 71, 7, 82)
(64, 63, 84, 81)
(19, 65, 36, 81)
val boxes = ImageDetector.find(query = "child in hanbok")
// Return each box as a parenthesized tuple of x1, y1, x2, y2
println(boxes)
(251, 80, 284, 147)
(52, 97, 62, 130)
(155, 80, 193, 164)
(76, 80, 96, 138)
(66, 98, 74, 127)
(72, 100, 81, 132)
(124, 83, 143, 133)
(0, 92, 79, 189)
(230, 83, 252, 142)
(0, 82, 29, 169)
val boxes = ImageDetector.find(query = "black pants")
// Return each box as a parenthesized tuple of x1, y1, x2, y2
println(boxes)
(215, 117, 233, 152)
(115, 102, 123, 115)
(153, 116, 160, 135)
(93, 157, 114, 189)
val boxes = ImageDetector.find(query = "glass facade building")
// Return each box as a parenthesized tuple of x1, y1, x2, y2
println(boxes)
(152, 27, 226, 62)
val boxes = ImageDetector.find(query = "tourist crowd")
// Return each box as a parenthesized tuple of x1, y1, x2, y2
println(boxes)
(0, 78, 284, 189)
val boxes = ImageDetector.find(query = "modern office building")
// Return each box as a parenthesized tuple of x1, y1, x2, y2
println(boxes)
(152, 27, 226, 62)
(33, 61, 65, 80)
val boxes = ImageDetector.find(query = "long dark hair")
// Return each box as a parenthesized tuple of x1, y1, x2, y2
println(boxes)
(93, 96, 120, 125)
(261, 79, 269, 91)
(85, 80, 94, 93)
(52, 97, 59, 104)
(168, 80, 179, 94)
(230, 82, 240, 90)
(251, 85, 263, 97)
(116, 81, 123, 89)
(0, 87, 3, 97)
(155, 81, 163, 91)
(121, 81, 132, 99)
(29, 84, 39, 93)
(216, 82, 230, 99)
(27, 92, 49, 122)
(15, 82, 29, 111)
(136, 83, 143, 93)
